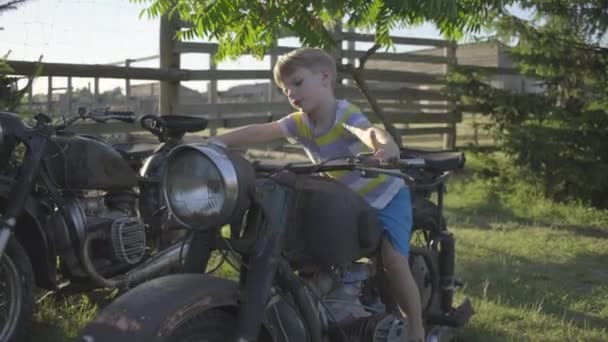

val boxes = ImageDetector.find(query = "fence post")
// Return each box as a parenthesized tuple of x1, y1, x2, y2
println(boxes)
(345, 27, 355, 87)
(159, 15, 180, 115)
(47, 76, 53, 114)
(67, 76, 73, 114)
(268, 51, 279, 120)
(208, 51, 218, 136)
(94, 77, 100, 104)
(27, 80, 33, 111)
(443, 41, 457, 150)
(125, 58, 132, 102)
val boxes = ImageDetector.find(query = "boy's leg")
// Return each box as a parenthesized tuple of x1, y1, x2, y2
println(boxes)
(381, 237, 425, 342)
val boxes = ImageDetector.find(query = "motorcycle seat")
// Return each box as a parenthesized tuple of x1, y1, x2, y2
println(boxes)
(162, 115, 209, 135)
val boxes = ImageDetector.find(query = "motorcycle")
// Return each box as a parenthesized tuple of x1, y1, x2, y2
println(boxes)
(0, 109, 208, 342)
(78, 143, 474, 342)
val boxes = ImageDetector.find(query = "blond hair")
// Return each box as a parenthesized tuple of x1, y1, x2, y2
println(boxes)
(273, 47, 338, 90)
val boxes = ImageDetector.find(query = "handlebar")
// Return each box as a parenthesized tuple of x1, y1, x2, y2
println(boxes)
(252, 155, 457, 190)
(88, 108, 135, 124)
(53, 108, 136, 131)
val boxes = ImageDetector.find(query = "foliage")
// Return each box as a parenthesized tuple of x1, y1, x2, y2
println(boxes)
(130, 0, 512, 61)
(447, 1, 608, 208)
(0, 53, 23, 111)
(1, 0, 32, 112)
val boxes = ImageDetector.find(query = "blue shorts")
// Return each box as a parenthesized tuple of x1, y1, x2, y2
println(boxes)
(377, 187, 413, 257)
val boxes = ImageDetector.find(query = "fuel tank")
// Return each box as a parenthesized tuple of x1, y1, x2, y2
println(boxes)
(274, 175, 382, 269)
(45, 134, 138, 190)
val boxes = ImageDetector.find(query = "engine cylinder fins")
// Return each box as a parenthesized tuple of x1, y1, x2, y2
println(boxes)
(111, 217, 146, 265)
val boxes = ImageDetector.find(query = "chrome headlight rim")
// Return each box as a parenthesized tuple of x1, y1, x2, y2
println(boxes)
(162, 143, 239, 230)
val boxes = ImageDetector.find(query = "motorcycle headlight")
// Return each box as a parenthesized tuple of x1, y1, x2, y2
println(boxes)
(163, 144, 253, 230)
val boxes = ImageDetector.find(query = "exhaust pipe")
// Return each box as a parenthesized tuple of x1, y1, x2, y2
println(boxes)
(82, 231, 190, 289)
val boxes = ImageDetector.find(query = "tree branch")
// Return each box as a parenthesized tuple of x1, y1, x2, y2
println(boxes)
(339, 62, 402, 148)
(341, 42, 401, 147)
(358, 42, 380, 70)
(0, 0, 27, 12)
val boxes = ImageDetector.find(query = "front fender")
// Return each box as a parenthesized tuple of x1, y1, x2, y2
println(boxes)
(78, 274, 241, 341)
(0, 178, 57, 289)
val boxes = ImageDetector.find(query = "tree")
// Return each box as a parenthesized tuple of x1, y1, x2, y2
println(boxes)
(131, 0, 510, 144)
(1, 0, 32, 111)
(448, 1, 608, 208)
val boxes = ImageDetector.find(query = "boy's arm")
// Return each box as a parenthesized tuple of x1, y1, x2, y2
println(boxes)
(210, 121, 285, 148)
(345, 123, 400, 163)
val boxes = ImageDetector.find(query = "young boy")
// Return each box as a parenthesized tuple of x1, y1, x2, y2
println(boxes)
(211, 47, 425, 341)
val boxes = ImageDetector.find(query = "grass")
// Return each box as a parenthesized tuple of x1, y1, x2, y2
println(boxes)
(24, 148, 608, 342)
(445, 150, 608, 342)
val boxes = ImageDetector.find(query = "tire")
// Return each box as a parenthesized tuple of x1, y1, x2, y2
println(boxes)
(0, 238, 35, 342)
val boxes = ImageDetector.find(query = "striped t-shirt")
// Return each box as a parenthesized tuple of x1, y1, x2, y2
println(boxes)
(277, 99, 404, 209)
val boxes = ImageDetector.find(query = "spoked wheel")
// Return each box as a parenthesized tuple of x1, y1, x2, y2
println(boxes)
(0, 238, 35, 342)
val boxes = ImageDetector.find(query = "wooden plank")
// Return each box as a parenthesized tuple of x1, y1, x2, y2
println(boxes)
(337, 85, 447, 101)
(176, 42, 295, 56)
(6, 60, 184, 81)
(337, 31, 453, 48)
(208, 51, 219, 135)
(342, 49, 451, 65)
(349, 100, 457, 112)
(185, 69, 272, 81)
(397, 126, 452, 136)
(349, 69, 445, 84)
(443, 44, 457, 149)
(7, 61, 448, 84)
(177, 41, 451, 65)
(176, 101, 293, 115)
(160, 15, 180, 115)
(384, 112, 461, 124)
(456, 65, 521, 76)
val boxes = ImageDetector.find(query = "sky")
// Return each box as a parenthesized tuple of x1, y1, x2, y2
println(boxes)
(0, 0, 518, 94)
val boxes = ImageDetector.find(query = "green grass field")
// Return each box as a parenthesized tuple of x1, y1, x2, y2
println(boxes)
(25, 148, 608, 342)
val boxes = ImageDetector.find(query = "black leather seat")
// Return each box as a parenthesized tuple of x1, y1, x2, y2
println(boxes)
(162, 115, 209, 136)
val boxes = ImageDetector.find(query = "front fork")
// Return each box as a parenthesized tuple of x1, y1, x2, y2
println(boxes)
(0, 124, 49, 257)
(235, 178, 291, 342)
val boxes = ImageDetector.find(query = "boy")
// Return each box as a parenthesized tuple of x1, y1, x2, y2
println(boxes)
(211, 47, 425, 342)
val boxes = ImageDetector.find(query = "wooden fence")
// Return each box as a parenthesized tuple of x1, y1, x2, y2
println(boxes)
(7, 16, 464, 149)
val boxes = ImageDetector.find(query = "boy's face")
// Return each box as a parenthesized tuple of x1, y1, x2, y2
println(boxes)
(280, 66, 333, 114)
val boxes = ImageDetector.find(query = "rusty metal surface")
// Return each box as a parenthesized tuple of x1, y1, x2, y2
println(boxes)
(79, 274, 239, 342)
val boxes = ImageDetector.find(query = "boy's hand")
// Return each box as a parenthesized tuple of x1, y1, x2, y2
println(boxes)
(370, 130, 400, 165)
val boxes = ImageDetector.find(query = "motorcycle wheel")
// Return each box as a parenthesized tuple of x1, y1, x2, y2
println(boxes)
(0, 238, 35, 342)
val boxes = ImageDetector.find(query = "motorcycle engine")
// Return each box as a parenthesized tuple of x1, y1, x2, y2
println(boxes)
(303, 263, 410, 342)
(51, 190, 146, 275)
